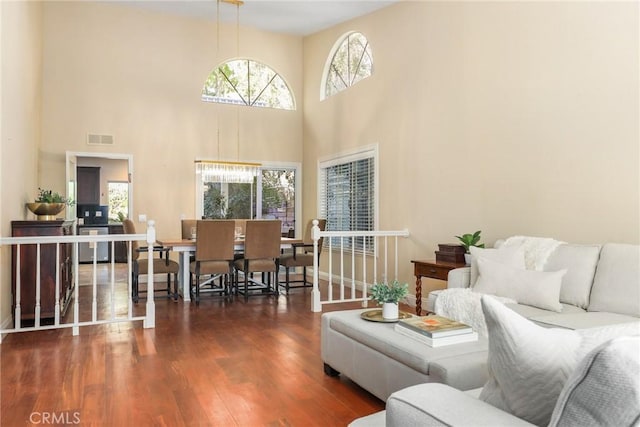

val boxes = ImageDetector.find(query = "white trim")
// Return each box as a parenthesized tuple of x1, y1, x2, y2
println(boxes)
(66, 151, 134, 221)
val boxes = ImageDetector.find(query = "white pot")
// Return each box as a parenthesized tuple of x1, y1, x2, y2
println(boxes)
(464, 253, 472, 266)
(382, 302, 399, 320)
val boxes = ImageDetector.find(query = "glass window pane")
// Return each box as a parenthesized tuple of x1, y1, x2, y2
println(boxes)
(261, 169, 296, 235)
(323, 32, 373, 100)
(108, 182, 128, 221)
(202, 59, 295, 110)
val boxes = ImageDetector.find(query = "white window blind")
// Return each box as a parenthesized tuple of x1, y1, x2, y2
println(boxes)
(319, 147, 376, 250)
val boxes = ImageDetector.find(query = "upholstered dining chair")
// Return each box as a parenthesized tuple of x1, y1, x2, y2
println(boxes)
(279, 219, 327, 294)
(189, 220, 235, 304)
(122, 219, 179, 302)
(233, 220, 282, 301)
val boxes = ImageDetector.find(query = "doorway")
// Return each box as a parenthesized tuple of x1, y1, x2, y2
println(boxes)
(65, 151, 133, 222)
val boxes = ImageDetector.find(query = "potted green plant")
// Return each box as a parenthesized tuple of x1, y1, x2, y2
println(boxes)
(454, 230, 485, 265)
(370, 280, 409, 320)
(26, 188, 73, 220)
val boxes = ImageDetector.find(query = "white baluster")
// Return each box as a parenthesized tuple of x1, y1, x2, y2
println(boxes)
(144, 220, 156, 328)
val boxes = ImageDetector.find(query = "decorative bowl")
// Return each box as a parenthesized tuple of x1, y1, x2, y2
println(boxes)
(26, 202, 66, 220)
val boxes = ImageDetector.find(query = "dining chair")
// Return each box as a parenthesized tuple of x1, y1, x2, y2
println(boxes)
(122, 219, 179, 302)
(189, 220, 235, 304)
(233, 220, 282, 301)
(279, 219, 326, 294)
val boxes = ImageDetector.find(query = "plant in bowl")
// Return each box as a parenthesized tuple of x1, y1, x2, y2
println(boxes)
(455, 230, 485, 265)
(370, 280, 409, 320)
(26, 188, 73, 220)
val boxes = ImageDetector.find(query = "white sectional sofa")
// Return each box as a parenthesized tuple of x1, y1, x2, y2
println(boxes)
(327, 240, 640, 425)
(427, 242, 640, 329)
(367, 300, 640, 427)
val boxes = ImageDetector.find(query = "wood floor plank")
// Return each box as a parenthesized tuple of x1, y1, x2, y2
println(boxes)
(1, 266, 387, 426)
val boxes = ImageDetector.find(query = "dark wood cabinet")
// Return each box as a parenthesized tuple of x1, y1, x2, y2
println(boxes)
(11, 220, 75, 321)
(108, 224, 128, 263)
(77, 166, 100, 204)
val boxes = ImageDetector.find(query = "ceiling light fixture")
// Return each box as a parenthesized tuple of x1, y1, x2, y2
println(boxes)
(201, 0, 259, 184)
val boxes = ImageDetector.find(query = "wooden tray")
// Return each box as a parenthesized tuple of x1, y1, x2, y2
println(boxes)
(360, 309, 413, 323)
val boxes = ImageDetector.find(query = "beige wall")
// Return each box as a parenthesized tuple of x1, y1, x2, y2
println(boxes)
(303, 2, 639, 294)
(40, 1, 303, 237)
(1, 1, 43, 325)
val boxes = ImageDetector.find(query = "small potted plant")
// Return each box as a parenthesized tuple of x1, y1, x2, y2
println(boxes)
(26, 188, 73, 220)
(455, 230, 485, 265)
(370, 280, 409, 320)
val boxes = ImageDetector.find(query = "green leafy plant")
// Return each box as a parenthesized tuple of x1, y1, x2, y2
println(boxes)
(35, 188, 73, 205)
(369, 280, 409, 305)
(455, 230, 485, 253)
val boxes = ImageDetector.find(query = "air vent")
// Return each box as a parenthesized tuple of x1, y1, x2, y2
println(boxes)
(87, 134, 114, 146)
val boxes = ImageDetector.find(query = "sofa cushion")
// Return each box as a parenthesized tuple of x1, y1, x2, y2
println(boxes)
(478, 296, 640, 426)
(469, 245, 525, 286)
(544, 243, 601, 309)
(505, 302, 585, 321)
(549, 335, 640, 427)
(588, 243, 640, 317)
(474, 257, 565, 312)
(530, 312, 640, 330)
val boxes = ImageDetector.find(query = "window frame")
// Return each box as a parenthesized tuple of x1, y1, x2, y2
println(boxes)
(317, 144, 379, 252)
(201, 58, 296, 111)
(320, 31, 373, 101)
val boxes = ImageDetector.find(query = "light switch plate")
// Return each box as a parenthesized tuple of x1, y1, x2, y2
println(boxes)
(138, 214, 147, 223)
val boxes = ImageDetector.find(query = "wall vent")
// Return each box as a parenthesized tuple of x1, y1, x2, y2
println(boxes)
(87, 134, 114, 146)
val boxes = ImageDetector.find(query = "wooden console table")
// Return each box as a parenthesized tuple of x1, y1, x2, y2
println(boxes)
(411, 259, 467, 315)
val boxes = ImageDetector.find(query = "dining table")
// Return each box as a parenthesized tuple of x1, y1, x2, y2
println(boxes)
(157, 237, 303, 301)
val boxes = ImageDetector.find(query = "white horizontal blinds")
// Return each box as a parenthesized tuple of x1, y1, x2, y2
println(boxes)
(319, 152, 375, 250)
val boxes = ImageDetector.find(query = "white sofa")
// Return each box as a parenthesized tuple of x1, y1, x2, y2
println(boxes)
(360, 308, 640, 427)
(427, 242, 640, 329)
(347, 241, 640, 426)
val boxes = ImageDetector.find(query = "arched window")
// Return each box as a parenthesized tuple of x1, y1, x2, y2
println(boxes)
(202, 59, 295, 110)
(322, 32, 373, 100)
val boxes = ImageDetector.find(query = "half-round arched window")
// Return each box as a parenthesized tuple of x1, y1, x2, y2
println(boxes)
(322, 32, 373, 100)
(202, 59, 295, 110)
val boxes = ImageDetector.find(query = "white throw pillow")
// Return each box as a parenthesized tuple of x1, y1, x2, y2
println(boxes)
(469, 245, 525, 286)
(474, 257, 565, 312)
(549, 335, 640, 427)
(479, 296, 640, 426)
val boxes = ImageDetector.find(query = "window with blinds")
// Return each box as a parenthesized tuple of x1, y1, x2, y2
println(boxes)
(319, 147, 377, 251)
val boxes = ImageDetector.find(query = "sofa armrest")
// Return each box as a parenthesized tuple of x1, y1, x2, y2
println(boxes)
(447, 267, 471, 289)
(386, 383, 534, 427)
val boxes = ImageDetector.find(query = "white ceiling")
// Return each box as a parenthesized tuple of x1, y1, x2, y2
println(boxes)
(116, 0, 398, 36)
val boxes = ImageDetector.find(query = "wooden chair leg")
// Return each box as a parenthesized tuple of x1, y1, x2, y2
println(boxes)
(285, 267, 291, 294)
(132, 272, 139, 303)
(244, 270, 249, 302)
(195, 274, 200, 305)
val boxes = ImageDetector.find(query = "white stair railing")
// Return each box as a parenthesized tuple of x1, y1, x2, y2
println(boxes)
(311, 219, 410, 312)
(0, 221, 157, 343)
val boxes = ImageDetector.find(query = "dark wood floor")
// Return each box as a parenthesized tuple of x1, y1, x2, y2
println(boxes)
(1, 268, 388, 426)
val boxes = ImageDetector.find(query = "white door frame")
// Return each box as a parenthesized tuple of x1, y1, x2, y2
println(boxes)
(65, 151, 134, 221)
